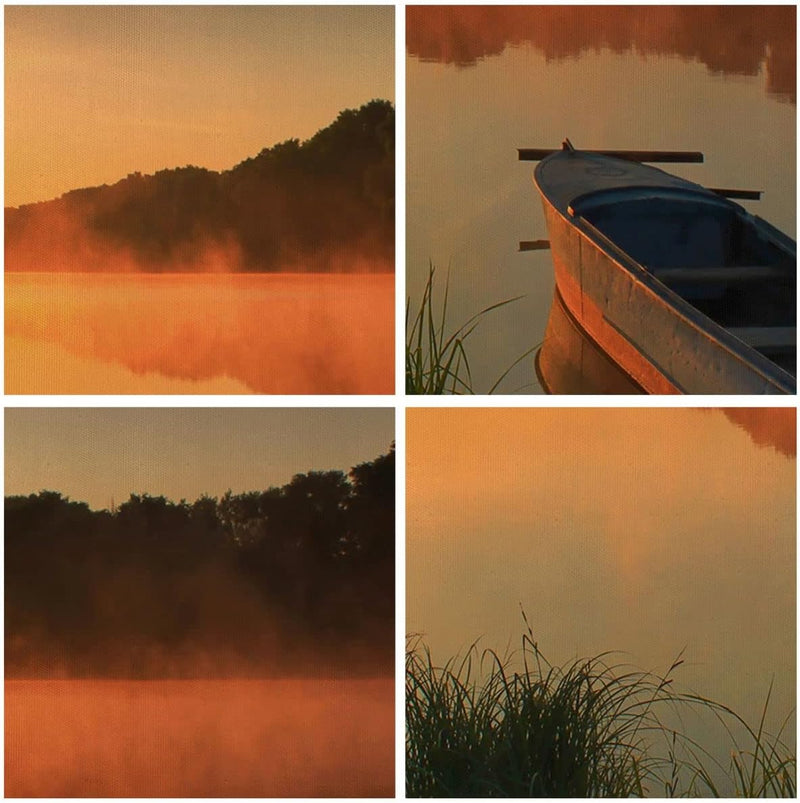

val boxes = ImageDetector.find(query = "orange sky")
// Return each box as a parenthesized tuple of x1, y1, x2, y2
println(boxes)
(407, 407, 795, 647)
(5, 408, 394, 510)
(406, 407, 795, 729)
(407, 408, 795, 518)
(5, 6, 394, 207)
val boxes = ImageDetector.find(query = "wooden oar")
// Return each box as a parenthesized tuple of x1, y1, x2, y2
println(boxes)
(708, 187, 762, 201)
(518, 146, 761, 198)
(518, 148, 704, 163)
(519, 240, 550, 252)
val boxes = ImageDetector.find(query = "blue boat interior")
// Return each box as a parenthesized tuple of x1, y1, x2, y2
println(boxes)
(571, 187, 797, 376)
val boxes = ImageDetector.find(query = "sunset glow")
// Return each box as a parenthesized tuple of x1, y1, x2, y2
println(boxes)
(5, 6, 395, 395)
(406, 5, 795, 392)
(5, 6, 394, 207)
(5, 408, 395, 795)
(6, 679, 394, 797)
(6, 407, 394, 510)
(6, 273, 394, 394)
(407, 407, 795, 733)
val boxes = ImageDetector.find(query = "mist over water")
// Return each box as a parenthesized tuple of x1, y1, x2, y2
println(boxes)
(6, 678, 394, 797)
(5, 439, 396, 796)
(4, 201, 394, 276)
(6, 271, 393, 394)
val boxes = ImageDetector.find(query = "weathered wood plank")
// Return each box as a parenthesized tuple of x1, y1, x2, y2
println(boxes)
(518, 148, 704, 163)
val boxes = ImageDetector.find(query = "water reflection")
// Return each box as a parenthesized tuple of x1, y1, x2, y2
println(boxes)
(536, 288, 644, 394)
(5, 272, 394, 394)
(407, 408, 795, 760)
(721, 407, 796, 457)
(407, 6, 795, 103)
(6, 678, 394, 797)
(407, 6, 796, 393)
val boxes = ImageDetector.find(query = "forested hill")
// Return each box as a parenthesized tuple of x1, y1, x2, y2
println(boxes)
(5, 446, 395, 678)
(5, 100, 394, 273)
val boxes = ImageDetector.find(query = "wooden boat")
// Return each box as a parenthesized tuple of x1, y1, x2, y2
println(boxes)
(526, 142, 796, 394)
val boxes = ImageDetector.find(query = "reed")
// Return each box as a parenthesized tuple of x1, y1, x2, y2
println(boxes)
(406, 623, 795, 797)
(405, 263, 537, 394)
(676, 682, 796, 798)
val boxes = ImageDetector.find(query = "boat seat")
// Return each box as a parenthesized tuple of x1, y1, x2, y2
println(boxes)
(652, 265, 787, 285)
(728, 326, 796, 353)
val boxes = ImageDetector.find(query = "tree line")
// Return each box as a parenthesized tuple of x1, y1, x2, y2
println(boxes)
(5, 100, 394, 272)
(5, 446, 394, 677)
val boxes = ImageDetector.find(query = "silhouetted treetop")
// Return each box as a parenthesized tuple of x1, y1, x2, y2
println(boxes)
(5, 445, 395, 677)
(5, 100, 395, 273)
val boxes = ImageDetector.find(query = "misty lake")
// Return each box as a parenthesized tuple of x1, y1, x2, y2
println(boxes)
(5, 272, 393, 394)
(5, 677, 393, 797)
(407, 7, 796, 393)
(407, 408, 795, 794)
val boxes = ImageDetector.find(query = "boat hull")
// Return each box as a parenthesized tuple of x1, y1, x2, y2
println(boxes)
(535, 152, 796, 394)
(536, 287, 644, 394)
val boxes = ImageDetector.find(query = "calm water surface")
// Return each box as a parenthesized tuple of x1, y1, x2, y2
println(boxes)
(5, 272, 394, 394)
(407, 7, 796, 393)
(407, 408, 795, 789)
(5, 677, 394, 797)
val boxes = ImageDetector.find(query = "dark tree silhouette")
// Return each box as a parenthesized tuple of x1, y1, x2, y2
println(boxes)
(5, 101, 395, 273)
(5, 446, 395, 678)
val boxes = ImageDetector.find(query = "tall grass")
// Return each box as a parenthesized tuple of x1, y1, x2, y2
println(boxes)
(406, 623, 795, 797)
(406, 263, 537, 394)
(677, 682, 796, 798)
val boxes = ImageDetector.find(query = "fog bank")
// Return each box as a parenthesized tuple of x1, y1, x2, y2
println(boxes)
(6, 678, 394, 797)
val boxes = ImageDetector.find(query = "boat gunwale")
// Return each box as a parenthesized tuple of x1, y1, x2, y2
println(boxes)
(573, 210, 796, 389)
(537, 187, 796, 392)
(532, 148, 797, 392)
(567, 184, 796, 270)
(566, 183, 737, 218)
(533, 149, 708, 215)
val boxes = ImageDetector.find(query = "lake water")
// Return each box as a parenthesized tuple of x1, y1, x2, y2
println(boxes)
(5, 272, 394, 394)
(407, 7, 796, 393)
(5, 677, 393, 797)
(407, 407, 795, 792)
